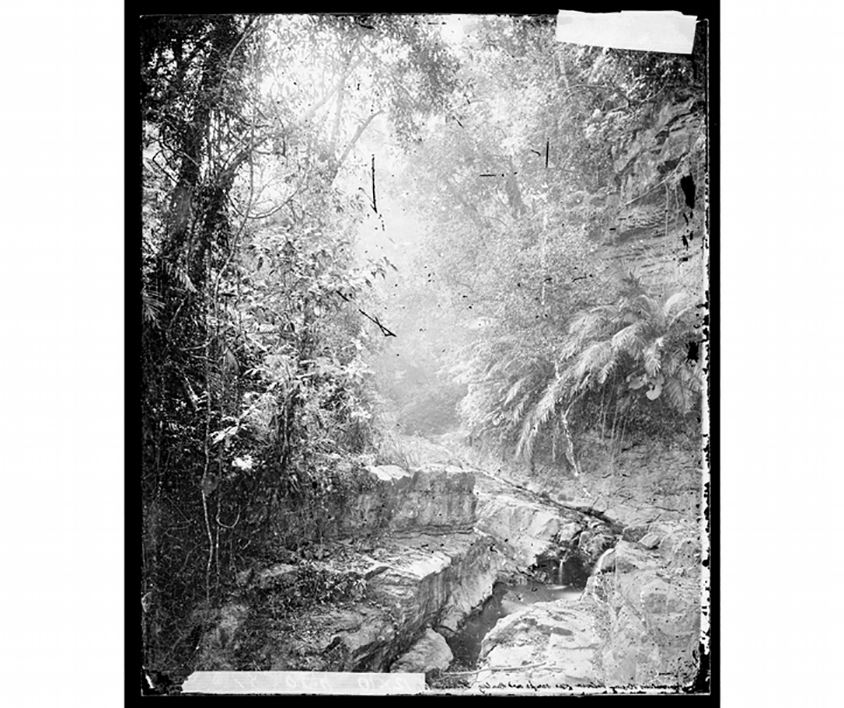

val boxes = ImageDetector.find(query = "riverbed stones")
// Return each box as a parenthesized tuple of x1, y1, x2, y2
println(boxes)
(476, 526, 702, 691)
(389, 628, 453, 675)
(638, 531, 662, 549)
(474, 599, 605, 690)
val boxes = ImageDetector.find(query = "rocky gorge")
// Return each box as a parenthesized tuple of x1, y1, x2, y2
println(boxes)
(180, 29, 710, 696)
(139, 16, 712, 698)
(189, 434, 707, 694)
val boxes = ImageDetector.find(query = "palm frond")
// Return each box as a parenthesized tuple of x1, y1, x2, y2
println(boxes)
(515, 375, 565, 460)
(142, 289, 163, 326)
(610, 321, 645, 355)
(511, 391, 531, 423)
(571, 340, 614, 385)
(503, 375, 530, 406)
(560, 308, 611, 359)
(643, 338, 663, 377)
(663, 291, 696, 327)
(663, 375, 689, 413)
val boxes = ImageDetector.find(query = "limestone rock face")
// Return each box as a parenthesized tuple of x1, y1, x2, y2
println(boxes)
(195, 460, 498, 676)
(602, 94, 707, 293)
(269, 463, 477, 547)
(474, 599, 605, 690)
(341, 464, 476, 535)
(194, 531, 505, 674)
(498, 437, 703, 530)
(195, 441, 704, 690)
(472, 469, 614, 574)
(389, 628, 453, 675)
(474, 520, 702, 691)
(472, 470, 619, 592)
(475, 492, 563, 568)
(591, 535, 701, 688)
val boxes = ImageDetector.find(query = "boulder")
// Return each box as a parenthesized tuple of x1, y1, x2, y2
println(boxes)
(475, 492, 565, 568)
(473, 599, 605, 690)
(390, 629, 453, 675)
(589, 536, 702, 688)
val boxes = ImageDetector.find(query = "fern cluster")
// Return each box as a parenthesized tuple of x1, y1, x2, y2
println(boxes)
(457, 274, 705, 465)
(516, 274, 705, 460)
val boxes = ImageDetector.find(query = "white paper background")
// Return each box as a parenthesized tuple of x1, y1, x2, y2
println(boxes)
(0, 3, 840, 705)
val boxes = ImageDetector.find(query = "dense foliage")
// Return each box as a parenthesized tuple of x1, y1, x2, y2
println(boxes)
(379, 16, 708, 468)
(140, 13, 708, 683)
(140, 14, 457, 677)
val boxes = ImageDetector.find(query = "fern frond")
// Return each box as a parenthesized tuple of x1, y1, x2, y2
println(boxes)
(515, 376, 565, 460)
(561, 308, 612, 359)
(663, 351, 682, 376)
(643, 339, 663, 377)
(167, 262, 197, 294)
(142, 289, 163, 326)
(663, 375, 689, 413)
(598, 356, 617, 384)
(503, 375, 529, 406)
(663, 291, 696, 327)
(558, 337, 580, 361)
(572, 341, 614, 383)
(610, 322, 645, 355)
(515, 412, 538, 461)
(511, 391, 531, 423)
(534, 379, 563, 428)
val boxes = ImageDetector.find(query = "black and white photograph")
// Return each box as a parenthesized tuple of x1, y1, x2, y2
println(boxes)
(17, 2, 844, 706)
(135, 8, 714, 697)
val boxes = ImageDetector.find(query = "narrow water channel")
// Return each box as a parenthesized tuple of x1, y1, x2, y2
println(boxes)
(447, 580, 583, 665)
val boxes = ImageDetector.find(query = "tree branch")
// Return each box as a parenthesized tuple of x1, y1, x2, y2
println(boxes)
(301, 47, 364, 126)
(335, 290, 396, 337)
(335, 110, 384, 174)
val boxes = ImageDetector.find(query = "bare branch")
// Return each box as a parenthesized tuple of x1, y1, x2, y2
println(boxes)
(335, 110, 384, 173)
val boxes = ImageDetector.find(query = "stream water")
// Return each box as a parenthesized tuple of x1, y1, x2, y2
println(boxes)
(447, 580, 582, 665)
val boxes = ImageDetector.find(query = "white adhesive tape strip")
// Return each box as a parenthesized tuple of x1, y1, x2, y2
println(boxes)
(555, 10, 697, 54)
(181, 670, 426, 695)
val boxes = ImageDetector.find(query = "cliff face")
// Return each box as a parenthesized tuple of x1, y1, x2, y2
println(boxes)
(340, 464, 477, 535)
(599, 92, 708, 299)
(194, 464, 492, 672)
(267, 462, 477, 548)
